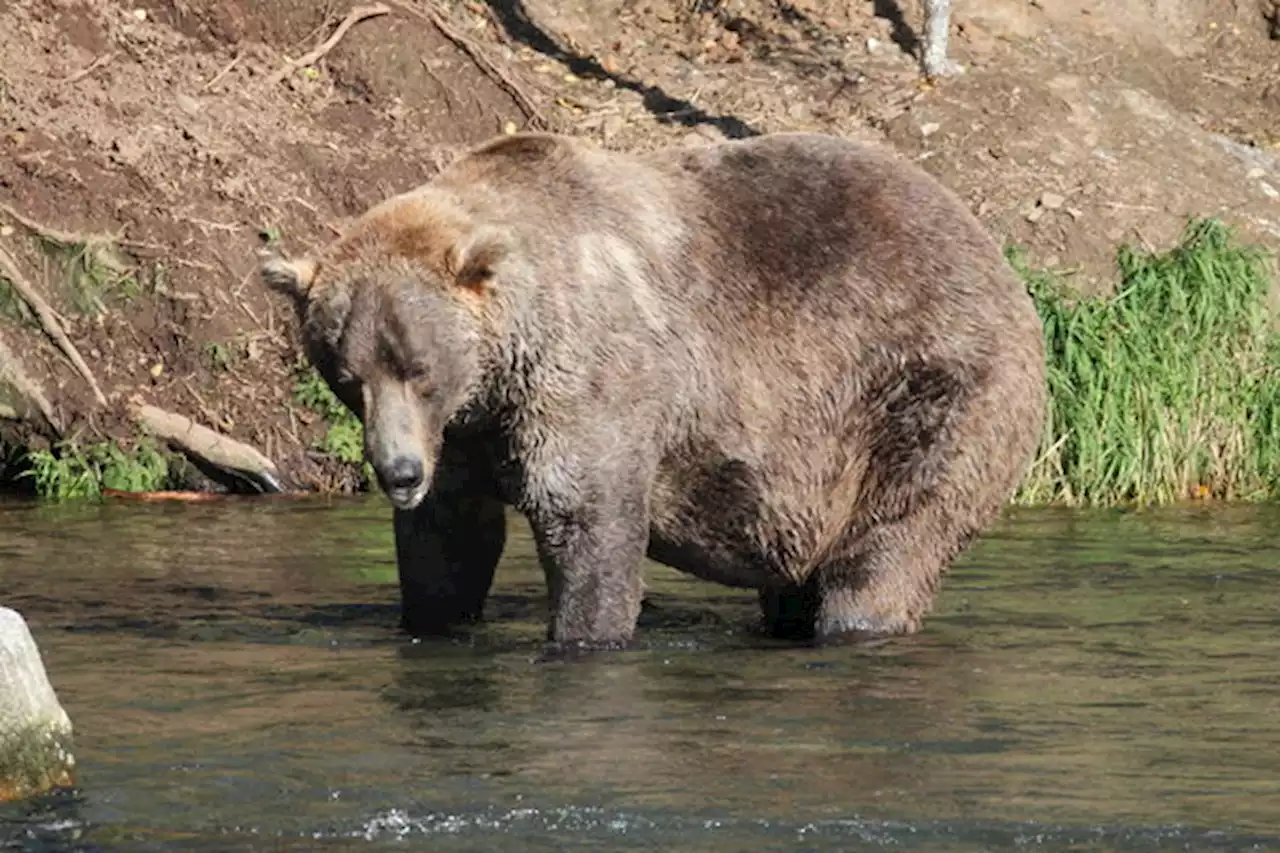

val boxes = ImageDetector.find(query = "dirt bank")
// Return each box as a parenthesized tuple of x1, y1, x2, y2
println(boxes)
(0, 0, 1277, 495)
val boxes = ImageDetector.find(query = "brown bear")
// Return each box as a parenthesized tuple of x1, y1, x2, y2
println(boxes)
(261, 131, 1047, 651)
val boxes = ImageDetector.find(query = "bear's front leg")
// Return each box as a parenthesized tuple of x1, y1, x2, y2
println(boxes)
(524, 477, 649, 651)
(393, 455, 507, 638)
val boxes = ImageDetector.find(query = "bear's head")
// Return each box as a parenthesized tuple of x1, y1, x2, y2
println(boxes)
(260, 194, 509, 510)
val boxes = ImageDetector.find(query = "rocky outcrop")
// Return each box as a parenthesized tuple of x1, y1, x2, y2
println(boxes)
(0, 607, 75, 802)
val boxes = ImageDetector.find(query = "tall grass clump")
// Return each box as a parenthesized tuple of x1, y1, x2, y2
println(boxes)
(1013, 218, 1280, 507)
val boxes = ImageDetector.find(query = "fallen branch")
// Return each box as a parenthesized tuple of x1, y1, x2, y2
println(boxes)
(131, 402, 285, 494)
(102, 489, 225, 502)
(265, 4, 391, 86)
(392, 0, 549, 129)
(0, 245, 108, 408)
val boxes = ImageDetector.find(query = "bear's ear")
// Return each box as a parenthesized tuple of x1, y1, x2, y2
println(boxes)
(259, 252, 320, 300)
(444, 227, 508, 294)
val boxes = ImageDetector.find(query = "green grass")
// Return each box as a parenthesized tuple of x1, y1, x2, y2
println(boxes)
(1012, 218, 1280, 508)
(292, 361, 375, 487)
(21, 439, 174, 500)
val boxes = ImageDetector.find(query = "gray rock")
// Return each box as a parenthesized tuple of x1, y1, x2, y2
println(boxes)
(0, 607, 75, 801)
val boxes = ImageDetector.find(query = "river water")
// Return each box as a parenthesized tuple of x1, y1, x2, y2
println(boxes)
(1, 497, 1278, 851)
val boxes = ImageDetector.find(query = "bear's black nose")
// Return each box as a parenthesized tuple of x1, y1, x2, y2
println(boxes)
(385, 456, 424, 491)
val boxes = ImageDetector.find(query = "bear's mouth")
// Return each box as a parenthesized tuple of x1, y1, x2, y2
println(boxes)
(384, 483, 429, 511)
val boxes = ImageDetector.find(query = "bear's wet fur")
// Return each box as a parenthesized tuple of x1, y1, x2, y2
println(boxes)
(262, 131, 1047, 650)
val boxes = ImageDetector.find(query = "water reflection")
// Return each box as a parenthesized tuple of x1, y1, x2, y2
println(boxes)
(2, 498, 1279, 851)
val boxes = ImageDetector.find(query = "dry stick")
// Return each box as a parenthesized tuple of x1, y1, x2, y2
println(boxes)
(264, 4, 391, 86)
(392, 0, 548, 129)
(132, 402, 286, 493)
(201, 50, 244, 92)
(60, 52, 115, 85)
(0, 245, 108, 408)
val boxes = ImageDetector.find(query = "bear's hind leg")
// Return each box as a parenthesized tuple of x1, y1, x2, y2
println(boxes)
(393, 474, 507, 638)
(807, 503, 980, 644)
(758, 584, 819, 641)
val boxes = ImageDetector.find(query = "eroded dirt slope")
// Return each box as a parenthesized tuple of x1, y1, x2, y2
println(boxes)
(0, 0, 1277, 492)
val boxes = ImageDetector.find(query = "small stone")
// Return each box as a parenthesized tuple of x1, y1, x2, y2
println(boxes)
(920, 122, 941, 138)
(132, 8, 147, 20)
(866, 37, 881, 53)
(1025, 206, 1045, 223)
(0, 225, 12, 238)
(502, 121, 518, 135)
(1246, 167, 1265, 180)
(149, 362, 163, 378)
(1040, 191, 1066, 209)
(602, 114, 625, 142)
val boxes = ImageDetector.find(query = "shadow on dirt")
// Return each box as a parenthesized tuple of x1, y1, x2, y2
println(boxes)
(482, 0, 761, 139)
(871, 0, 921, 58)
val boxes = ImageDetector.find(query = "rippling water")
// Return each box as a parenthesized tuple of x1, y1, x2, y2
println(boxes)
(1, 497, 1278, 851)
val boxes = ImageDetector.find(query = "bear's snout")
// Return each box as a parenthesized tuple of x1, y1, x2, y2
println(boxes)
(378, 454, 427, 509)
(384, 455, 425, 491)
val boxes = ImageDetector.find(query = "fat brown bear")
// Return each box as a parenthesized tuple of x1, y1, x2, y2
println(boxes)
(261, 131, 1047, 651)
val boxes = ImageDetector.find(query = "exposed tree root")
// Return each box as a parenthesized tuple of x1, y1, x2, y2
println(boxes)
(0, 245, 108, 408)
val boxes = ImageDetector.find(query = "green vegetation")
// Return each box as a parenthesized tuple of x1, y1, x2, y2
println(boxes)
(205, 341, 236, 373)
(21, 439, 174, 500)
(35, 234, 140, 314)
(292, 361, 375, 487)
(1012, 218, 1280, 508)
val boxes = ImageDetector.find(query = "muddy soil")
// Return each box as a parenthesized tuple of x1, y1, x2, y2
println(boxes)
(0, 0, 1277, 492)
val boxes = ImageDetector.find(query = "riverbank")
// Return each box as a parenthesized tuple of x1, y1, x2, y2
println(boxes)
(1, 0, 1277, 508)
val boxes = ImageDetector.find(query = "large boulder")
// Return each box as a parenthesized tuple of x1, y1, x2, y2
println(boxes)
(0, 607, 75, 802)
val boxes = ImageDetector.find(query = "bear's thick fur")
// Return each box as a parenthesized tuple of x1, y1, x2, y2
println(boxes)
(262, 131, 1047, 649)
